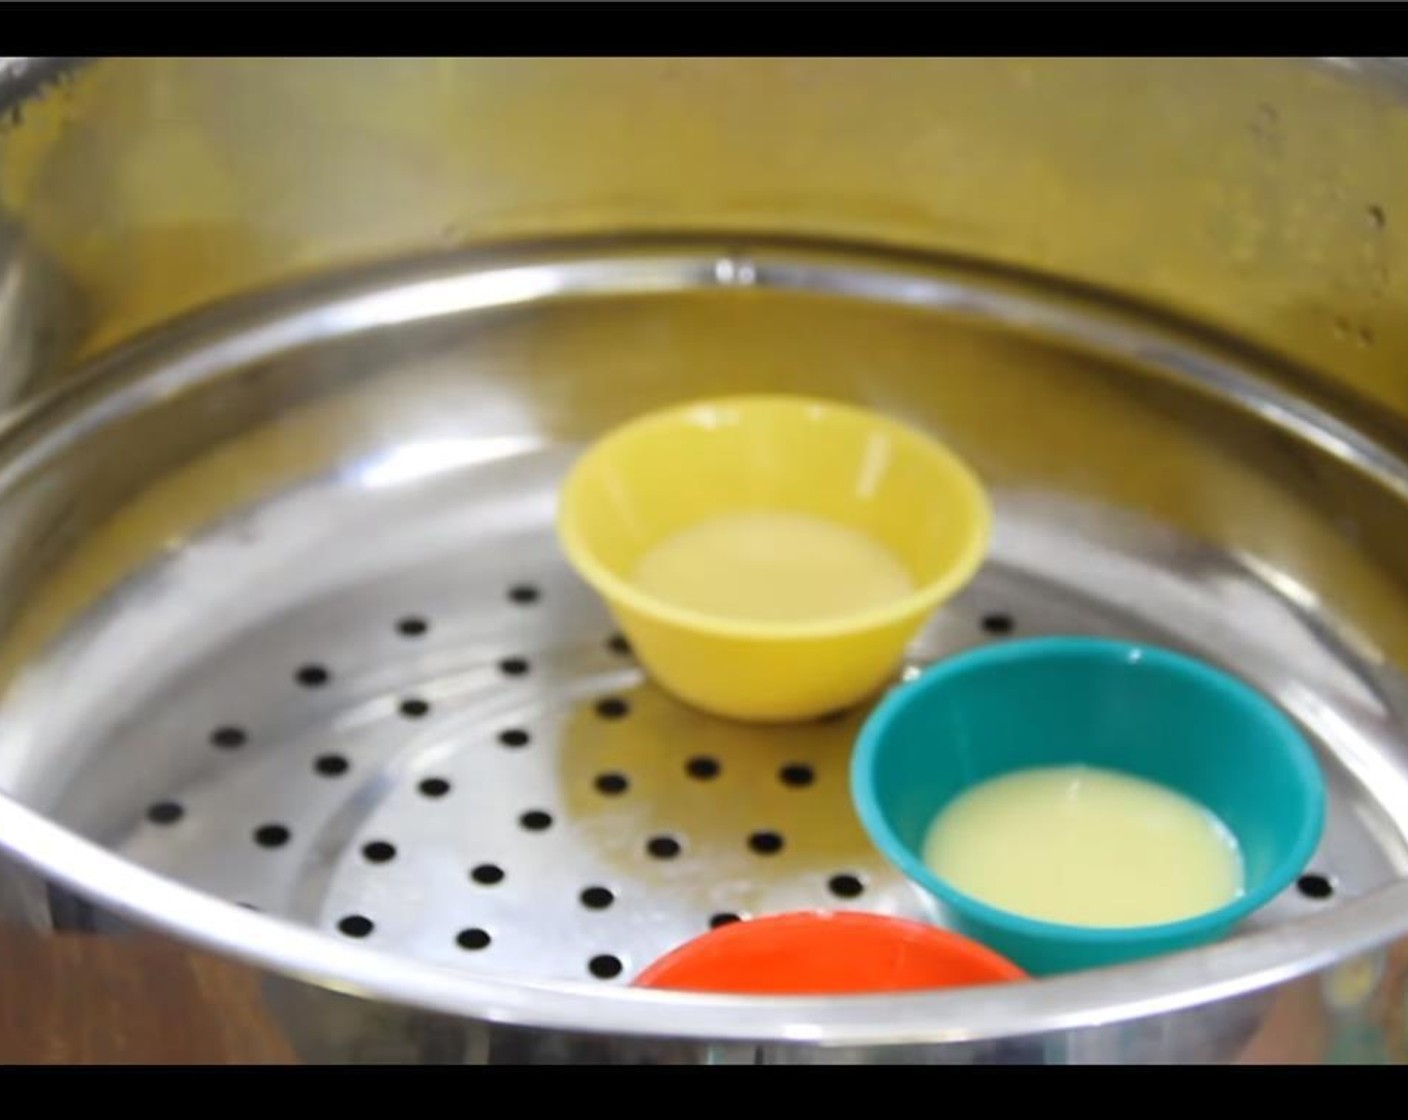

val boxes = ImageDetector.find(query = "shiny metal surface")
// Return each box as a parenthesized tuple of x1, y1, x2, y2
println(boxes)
(86, 459, 1395, 982)
(0, 240, 1403, 1063)
(2, 58, 1408, 1062)
(3, 57, 1408, 420)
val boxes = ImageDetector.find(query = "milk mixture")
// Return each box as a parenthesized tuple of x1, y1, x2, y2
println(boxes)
(923, 765, 1245, 927)
(632, 511, 914, 624)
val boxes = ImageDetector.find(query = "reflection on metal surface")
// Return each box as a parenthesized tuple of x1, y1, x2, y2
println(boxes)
(1324, 951, 1385, 1012)
(355, 437, 542, 490)
(3, 57, 1408, 425)
(0, 221, 80, 409)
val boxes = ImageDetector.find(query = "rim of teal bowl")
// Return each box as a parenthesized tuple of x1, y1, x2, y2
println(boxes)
(851, 635, 1328, 950)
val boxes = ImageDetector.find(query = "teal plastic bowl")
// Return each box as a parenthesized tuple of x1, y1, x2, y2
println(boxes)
(851, 637, 1326, 975)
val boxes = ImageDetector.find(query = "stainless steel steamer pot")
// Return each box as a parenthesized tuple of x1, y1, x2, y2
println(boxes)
(2, 57, 1408, 1064)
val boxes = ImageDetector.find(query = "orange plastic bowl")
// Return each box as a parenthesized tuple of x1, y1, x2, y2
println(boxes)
(633, 911, 1026, 995)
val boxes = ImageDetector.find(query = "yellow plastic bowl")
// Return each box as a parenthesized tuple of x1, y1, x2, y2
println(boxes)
(557, 396, 991, 722)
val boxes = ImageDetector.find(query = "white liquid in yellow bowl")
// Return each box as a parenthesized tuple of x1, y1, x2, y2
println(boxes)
(631, 511, 913, 625)
(923, 765, 1244, 927)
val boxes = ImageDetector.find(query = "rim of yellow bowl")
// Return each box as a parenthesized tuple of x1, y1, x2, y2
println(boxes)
(556, 395, 993, 642)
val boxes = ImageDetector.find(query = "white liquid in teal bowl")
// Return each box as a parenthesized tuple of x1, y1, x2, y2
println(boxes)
(922, 765, 1245, 928)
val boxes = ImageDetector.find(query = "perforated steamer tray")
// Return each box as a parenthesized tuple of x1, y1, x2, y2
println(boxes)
(93, 480, 1380, 983)
(0, 239, 1406, 1054)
